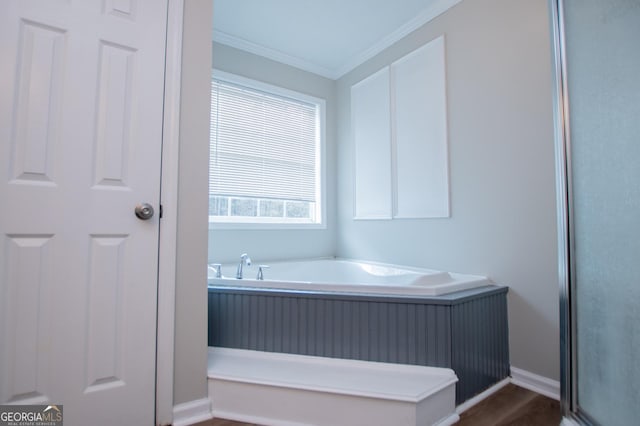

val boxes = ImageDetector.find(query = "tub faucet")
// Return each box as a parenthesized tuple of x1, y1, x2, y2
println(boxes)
(236, 253, 251, 279)
(209, 263, 222, 278)
(257, 265, 270, 280)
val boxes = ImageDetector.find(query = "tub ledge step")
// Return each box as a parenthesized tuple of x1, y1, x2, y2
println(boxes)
(207, 347, 459, 426)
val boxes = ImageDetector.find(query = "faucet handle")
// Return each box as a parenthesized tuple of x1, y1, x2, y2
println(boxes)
(240, 253, 251, 265)
(257, 265, 270, 280)
(209, 263, 222, 278)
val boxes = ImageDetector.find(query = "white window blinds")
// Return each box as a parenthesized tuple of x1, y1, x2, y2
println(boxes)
(210, 77, 319, 203)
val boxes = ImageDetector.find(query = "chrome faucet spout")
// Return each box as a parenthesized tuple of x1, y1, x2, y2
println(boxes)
(236, 253, 251, 279)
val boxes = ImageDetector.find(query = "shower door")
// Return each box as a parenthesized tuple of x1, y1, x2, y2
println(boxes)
(550, 0, 640, 424)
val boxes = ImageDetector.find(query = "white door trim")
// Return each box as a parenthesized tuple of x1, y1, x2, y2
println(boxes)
(156, 0, 184, 424)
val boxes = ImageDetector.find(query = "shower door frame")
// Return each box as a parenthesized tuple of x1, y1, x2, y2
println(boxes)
(550, 0, 603, 424)
(549, 0, 575, 419)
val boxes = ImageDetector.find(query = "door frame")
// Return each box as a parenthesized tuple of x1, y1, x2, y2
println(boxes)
(156, 0, 184, 424)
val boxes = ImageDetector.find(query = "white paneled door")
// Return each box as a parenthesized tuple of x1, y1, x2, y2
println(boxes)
(0, 1, 168, 424)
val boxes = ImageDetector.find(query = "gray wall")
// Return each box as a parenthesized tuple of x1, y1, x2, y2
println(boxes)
(208, 43, 337, 265)
(173, 0, 212, 406)
(335, 0, 559, 380)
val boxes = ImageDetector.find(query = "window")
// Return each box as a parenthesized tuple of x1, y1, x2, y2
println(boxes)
(209, 71, 325, 228)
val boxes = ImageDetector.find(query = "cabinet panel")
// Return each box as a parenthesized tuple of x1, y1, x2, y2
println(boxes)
(351, 67, 392, 219)
(392, 35, 449, 218)
(351, 36, 449, 220)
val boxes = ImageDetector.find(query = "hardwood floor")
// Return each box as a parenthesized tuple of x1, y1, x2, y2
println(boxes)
(457, 384, 561, 425)
(194, 383, 561, 426)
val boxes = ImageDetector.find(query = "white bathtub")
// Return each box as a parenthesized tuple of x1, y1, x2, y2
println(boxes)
(208, 258, 490, 296)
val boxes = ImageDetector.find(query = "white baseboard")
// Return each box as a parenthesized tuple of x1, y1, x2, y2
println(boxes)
(172, 398, 213, 426)
(454, 368, 559, 415)
(434, 413, 460, 426)
(510, 366, 560, 401)
(456, 377, 511, 414)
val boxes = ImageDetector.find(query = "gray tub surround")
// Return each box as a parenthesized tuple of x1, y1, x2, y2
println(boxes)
(208, 285, 509, 404)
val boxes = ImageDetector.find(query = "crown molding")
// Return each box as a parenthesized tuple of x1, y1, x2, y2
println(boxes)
(213, 0, 462, 81)
(336, 0, 462, 78)
(213, 30, 339, 79)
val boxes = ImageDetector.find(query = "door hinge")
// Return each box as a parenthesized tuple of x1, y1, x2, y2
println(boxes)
(159, 204, 163, 219)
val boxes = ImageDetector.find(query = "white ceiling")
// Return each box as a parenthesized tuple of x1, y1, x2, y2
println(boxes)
(212, 0, 461, 80)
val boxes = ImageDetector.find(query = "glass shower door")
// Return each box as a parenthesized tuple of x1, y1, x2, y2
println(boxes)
(551, 0, 640, 424)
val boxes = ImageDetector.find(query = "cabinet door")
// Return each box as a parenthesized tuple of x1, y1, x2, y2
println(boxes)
(352, 67, 393, 219)
(392, 35, 449, 218)
(351, 36, 449, 220)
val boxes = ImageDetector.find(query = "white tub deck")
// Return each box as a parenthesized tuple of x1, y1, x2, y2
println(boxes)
(208, 258, 490, 296)
(207, 347, 459, 426)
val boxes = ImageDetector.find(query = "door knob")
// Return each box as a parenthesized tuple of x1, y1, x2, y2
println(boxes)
(135, 203, 154, 220)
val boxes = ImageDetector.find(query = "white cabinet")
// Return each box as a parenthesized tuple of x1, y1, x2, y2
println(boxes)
(351, 67, 393, 219)
(352, 35, 449, 219)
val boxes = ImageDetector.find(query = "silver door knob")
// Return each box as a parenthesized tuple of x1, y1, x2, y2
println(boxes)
(135, 203, 154, 220)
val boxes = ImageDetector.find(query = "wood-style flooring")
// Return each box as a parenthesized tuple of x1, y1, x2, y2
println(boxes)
(193, 383, 561, 426)
(457, 384, 561, 425)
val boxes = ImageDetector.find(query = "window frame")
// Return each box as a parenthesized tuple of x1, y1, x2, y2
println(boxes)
(209, 69, 327, 230)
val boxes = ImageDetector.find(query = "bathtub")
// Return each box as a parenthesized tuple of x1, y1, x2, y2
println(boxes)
(208, 271, 510, 404)
(208, 258, 490, 296)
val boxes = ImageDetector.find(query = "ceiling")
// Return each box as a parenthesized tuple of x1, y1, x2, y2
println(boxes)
(212, 0, 461, 80)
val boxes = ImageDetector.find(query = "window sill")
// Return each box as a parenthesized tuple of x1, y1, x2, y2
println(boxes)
(208, 221, 327, 231)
